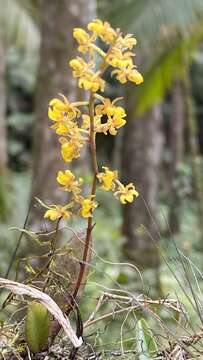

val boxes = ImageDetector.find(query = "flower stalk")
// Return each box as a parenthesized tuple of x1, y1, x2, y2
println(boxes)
(72, 92, 98, 303)
(38, 18, 143, 341)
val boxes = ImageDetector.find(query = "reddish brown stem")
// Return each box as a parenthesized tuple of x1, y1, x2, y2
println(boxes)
(50, 92, 98, 341)
(71, 92, 98, 303)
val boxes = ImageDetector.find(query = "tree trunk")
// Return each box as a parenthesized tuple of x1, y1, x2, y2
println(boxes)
(121, 87, 163, 270)
(183, 57, 203, 244)
(0, 34, 8, 220)
(168, 79, 185, 233)
(0, 36, 7, 172)
(29, 0, 96, 230)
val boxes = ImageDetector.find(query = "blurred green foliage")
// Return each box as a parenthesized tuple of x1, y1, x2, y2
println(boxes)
(1, 1, 203, 357)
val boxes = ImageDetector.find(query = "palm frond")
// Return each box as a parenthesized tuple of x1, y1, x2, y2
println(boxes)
(136, 24, 203, 114)
(99, 0, 203, 112)
(100, 0, 203, 72)
(136, 41, 185, 114)
(103, 0, 203, 48)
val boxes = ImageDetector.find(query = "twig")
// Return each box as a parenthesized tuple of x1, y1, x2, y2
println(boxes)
(84, 292, 182, 328)
(85, 293, 106, 327)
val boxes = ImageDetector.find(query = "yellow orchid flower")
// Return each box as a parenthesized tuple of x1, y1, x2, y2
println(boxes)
(117, 34, 137, 50)
(69, 57, 93, 77)
(44, 204, 73, 221)
(79, 196, 98, 218)
(51, 121, 69, 136)
(78, 73, 105, 92)
(96, 98, 126, 135)
(57, 170, 82, 194)
(48, 96, 80, 122)
(97, 167, 118, 191)
(60, 138, 82, 162)
(88, 19, 117, 44)
(107, 48, 134, 68)
(114, 182, 139, 204)
(112, 65, 143, 85)
(73, 28, 92, 53)
(41, 19, 144, 227)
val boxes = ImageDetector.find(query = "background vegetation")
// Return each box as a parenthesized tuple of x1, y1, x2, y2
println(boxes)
(1, 0, 203, 358)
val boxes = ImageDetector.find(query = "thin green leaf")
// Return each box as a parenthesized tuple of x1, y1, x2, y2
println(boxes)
(137, 318, 158, 359)
(9, 227, 42, 245)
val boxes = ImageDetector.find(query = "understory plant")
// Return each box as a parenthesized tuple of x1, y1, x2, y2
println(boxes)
(1, 18, 203, 360)
(41, 17, 143, 312)
(31, 18, 143, 352)
(0, 19, 144, 357)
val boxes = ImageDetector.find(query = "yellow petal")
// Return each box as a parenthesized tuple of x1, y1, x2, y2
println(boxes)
(48, 107, 59, 121)
(128, 70, 143, 85)
(44, 209, 60, 221)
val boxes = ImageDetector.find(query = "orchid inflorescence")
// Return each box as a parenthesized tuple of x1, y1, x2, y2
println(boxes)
(43, 19, 143, 221)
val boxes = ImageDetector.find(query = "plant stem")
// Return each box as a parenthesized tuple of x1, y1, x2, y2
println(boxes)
(50, 36, 119, 343)
(71, 92, 98, 302)
(50, 92, 98, 342)
(90, 43, 106, 58)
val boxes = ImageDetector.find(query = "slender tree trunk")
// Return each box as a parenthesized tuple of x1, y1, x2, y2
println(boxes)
(121, 87, 163, 270)
(168, 79, 185, 233)
(183, 57, 203, 244)
(0, 34, 8, 220)
(0, 36, 7, 173)
(29, 0, 96, 230)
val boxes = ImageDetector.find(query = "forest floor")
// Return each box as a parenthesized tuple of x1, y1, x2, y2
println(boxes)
(1, 173, 203, 359)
